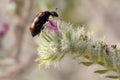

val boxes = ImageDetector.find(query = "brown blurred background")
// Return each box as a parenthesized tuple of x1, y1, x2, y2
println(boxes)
(0, 0, 120, 80)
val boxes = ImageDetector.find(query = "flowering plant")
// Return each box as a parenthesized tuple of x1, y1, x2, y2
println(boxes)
(37, 20, 120, 79)
(45, 20, 61, 39)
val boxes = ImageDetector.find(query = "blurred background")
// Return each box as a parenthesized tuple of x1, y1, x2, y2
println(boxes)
(0, 0, 120, 80)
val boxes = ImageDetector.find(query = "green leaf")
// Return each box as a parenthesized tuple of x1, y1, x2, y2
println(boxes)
(97, 61, 104, 66)
(42, 35, 51, 42)
(40, 56, 53, 60)
(66, 31, 72, 41)
(106, 75, 119, 79)
(94, 70, 109, 74)
(39, 61, 46, 67)
(59, 54, 65, 60)
(44, 32, 54, 41)
(50, 55, 57, 61)
(81, 62, 94, 66)
(84, 54, 91, 59)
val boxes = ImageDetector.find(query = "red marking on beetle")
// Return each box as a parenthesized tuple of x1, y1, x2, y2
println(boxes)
(30, 23, 34, 32)
(34, 17, 39, 23)
(39, 12, 45, 16)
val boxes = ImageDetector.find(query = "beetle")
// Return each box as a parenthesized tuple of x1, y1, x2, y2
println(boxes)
(30, 10, 58, 37)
